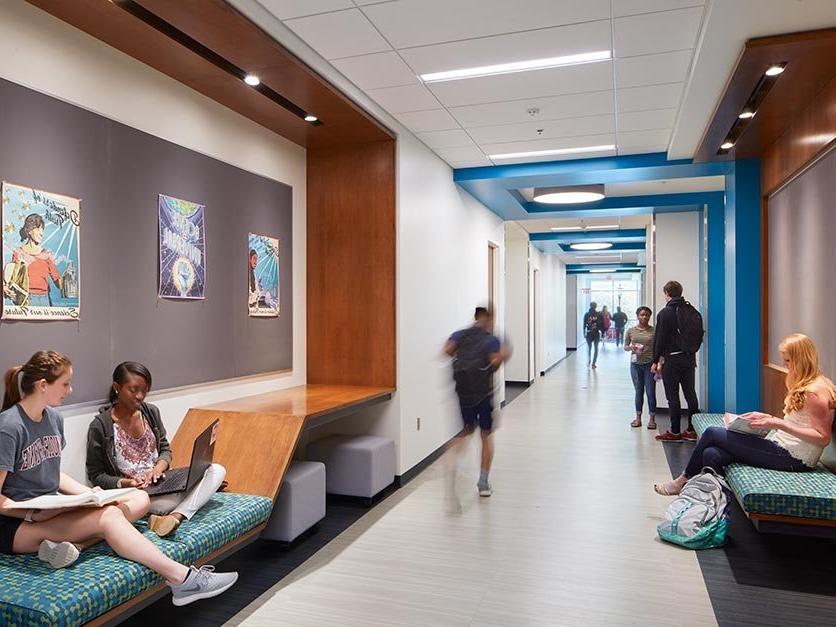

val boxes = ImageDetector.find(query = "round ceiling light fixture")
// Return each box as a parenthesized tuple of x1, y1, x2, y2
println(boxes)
(244, 74, 261, 86)
(720, 141, 735, 150)
(765, 64, 786, 77)
(533, 184, 605, 204)
(570, 242, 613, 251)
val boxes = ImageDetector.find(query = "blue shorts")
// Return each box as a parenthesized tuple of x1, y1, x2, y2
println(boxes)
(460, 395, 494, 432)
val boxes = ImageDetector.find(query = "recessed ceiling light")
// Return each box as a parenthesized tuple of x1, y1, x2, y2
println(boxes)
(534, 184, 605, 204)
(419, 50, 611, 83)
(720, 141, 735, 150)
(570, 242, 613, 251)
(244, 74, 260, 86)
(550, 226, 583, 231)
(490, 144, 615, 160)
(304, 114, 318, 123)
(738, 110, 755, 119)
(585, 224, 618, 230)
(765, 64, 786, 77)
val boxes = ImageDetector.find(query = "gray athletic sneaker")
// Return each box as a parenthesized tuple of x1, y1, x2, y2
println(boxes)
(169, 565, 238, 606)
(38, 539, 80, 568)
(478, 482, 493, 497)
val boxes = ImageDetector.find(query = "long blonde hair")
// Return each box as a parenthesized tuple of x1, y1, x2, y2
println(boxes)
(780, 334, 835, 414)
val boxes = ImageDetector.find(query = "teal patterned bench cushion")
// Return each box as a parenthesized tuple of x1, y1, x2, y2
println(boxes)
(0, 492, 272, 626)
(693, 413, 836, 520)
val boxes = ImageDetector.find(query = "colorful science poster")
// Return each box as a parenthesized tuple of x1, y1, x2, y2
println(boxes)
(248, 233, 279, 317)
(2, 182, 81, 320)
(158, 194, 206, 299)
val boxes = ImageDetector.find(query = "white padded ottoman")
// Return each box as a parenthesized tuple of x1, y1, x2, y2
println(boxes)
(262, 461, 326, 543)
(307, 435, 395, 499)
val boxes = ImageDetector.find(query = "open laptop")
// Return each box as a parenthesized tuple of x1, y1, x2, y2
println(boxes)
(144, 419, 219, 496)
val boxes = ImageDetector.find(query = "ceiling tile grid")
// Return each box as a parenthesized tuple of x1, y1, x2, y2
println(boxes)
(262, 0, 708, 167)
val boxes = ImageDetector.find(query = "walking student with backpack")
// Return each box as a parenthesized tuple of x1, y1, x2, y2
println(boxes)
(583, 302, 604, 369)
(444, 307, 509, 497)
(652, 281, 703, 442)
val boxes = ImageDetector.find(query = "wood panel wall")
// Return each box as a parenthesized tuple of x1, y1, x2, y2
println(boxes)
(762, 364, 787, 418)
(307, 140, 396, 388)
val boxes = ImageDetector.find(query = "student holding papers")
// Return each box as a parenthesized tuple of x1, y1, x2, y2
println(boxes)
(0, 351, 237, 607)
(654, 334, 836, 496)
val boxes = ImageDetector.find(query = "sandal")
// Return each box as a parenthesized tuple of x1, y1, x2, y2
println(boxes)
(630, 418, 642, 428)
(654, 476, 685, 496)
(647, 420, 657, 430)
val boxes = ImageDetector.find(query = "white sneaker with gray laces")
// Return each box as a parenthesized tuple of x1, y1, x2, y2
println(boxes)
(38, 539, 80, 569)
(169, 565, 238, 606)
(478, 482, 493, 497)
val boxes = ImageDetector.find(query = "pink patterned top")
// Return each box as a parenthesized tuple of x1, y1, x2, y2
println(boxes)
(113, 418, 158, 480)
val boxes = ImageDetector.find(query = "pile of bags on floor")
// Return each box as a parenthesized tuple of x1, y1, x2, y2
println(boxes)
(657, 468, 729, 549)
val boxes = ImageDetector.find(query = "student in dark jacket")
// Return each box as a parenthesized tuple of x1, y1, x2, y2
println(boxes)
(652, 281, 699, 442)
(613, 306, 629, 347)
(87, 362, 225, 537)
(582, 302, 604, 369)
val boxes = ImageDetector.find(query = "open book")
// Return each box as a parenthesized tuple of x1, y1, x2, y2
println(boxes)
(7, 487, 138, 510)
(724, 412, 772, 437)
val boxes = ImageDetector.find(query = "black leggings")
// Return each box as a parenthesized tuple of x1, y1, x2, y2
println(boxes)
(684, 427, 810, 478)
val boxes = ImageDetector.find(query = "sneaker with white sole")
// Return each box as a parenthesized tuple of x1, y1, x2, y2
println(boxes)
(38, 539, 80, 569)
(478, 482, 493, 497)
(169, 565, 238, 606)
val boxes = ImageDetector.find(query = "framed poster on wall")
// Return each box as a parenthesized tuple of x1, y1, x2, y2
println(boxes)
(158, 194, 206, 299)
(2, 181, 81, 320)
(248, 232, 279, 317)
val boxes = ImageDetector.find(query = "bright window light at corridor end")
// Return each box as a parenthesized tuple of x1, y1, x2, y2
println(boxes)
(419, 50, 611, 83)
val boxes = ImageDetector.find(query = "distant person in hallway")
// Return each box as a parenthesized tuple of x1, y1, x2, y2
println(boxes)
(613, 306, 628, 347)
(655, 334, 836, 495)
(601, 305, 612, 346)
(625, 306, 656, 430)
(444, 307, 509, 497)
(652, 281, 703, 442)
(583, 302, 604, 369)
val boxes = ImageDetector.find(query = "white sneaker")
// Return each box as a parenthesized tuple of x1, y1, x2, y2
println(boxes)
(169, 565, 238, 606)
(478, 482, 493, 497)
(38, 540, 80, 569)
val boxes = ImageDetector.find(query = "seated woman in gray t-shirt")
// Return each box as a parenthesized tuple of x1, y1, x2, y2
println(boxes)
(0, 351, 236, 607)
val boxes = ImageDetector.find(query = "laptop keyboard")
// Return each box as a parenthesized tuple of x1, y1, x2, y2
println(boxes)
(144, 467, 189, 495)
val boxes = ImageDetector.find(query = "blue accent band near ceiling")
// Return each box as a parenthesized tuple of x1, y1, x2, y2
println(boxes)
(530, 229, 646, 242)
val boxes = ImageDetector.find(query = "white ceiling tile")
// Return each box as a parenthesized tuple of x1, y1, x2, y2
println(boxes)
(449, 158, 494, 168)
(615, 50, 691, 88)
(396, 109, 460, 133)
(468, 115, 615, 145)
(617, 108, 677, 132)
(492, 148, 618, 165)
(398, 20, 612, 76)
(416, 129, 475, 149)
(606, 175, 724, 196)
(366, 83, 440, 113)
(617, 128, 672, 149)
(614, 7, 704, 58)
(435, 146, 488, 162)
(284, 9, 390, 59)
(332, 52, 418, 90)
(450, 91, 614, 128)
(481, 133, 617, 157)
(255, 0, 354, 20)
(361, 0, 612, 49)
(428, 62, 613, 108)
(617, 83, 683, 112)
(613, 0, 704, 18)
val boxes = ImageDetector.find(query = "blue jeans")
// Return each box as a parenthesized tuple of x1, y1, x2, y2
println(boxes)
(684, 426, 810, 478)
(630, 362, 656, 414)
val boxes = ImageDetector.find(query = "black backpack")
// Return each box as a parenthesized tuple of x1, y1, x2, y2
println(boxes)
(676, 301, 704, 354)
(452, 327, 495, 406)
(584, 313, 599, 335)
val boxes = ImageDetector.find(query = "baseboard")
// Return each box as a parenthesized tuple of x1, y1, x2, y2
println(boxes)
(505, 381, 531, 387)
(540, 352, 571, 376)
(395, 434, 457, 487)
(567, 347, 577, 352)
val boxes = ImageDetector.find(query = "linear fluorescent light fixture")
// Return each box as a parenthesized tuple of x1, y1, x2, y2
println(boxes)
(490, 144, 615, 160)
(590, 268, 615, 273)
(550, 226, 583, 231)
(420, 50, 611, 83)
(585, 224, 618, 230)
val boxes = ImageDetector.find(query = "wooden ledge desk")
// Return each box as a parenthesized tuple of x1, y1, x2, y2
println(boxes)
(170, 384, 394, 500)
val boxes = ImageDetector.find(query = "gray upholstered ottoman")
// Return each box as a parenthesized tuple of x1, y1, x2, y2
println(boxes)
(262, 461, 326, 543)
(307, 435, 395, 500)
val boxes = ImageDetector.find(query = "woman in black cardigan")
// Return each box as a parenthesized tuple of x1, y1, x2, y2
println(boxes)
(87, 362, 225, 537)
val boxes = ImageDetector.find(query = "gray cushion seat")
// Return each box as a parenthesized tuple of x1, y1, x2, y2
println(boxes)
(263, 461, 326, 542)
(307, 435, 395, 499)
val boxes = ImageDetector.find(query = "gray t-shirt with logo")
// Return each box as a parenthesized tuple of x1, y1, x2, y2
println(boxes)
(0, 404, 65, 502)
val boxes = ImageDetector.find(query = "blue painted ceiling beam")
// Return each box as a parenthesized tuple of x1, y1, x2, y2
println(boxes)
(557, 242, 645, 252)
(567, 262, 640, 270)
(530, 229, 646, 242)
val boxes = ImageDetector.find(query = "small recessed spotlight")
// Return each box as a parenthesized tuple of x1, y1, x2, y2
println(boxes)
(720, 141, 735, 150)
(765, 64, 785, 77)
(738, 110, 755, 119)
(304, 114, 318, 123)
(244, 74, 261, 86)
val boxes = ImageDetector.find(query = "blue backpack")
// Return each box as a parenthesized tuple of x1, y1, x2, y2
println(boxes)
(657, 469, 729, 550)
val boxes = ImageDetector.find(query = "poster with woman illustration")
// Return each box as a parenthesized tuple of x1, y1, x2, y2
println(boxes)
(2, 182, 81, 320)
(158, 194, 206, 299)
(248, 233, 279, 317)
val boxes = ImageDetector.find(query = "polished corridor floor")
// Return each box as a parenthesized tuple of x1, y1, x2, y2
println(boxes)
(230, 346, 716, 626)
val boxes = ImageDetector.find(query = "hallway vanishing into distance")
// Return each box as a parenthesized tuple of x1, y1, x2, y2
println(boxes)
(231, 348, 715, 626)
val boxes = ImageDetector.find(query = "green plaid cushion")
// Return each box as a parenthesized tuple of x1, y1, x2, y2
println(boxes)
(0, 493, 272, 626)
(693, 413, 836, 520)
